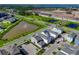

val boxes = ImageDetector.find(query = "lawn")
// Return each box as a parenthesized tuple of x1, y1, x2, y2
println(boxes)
(18, 15, 79, 31)
(1, 14, 79, 47)
(64, 21, 79, 31)
(15, 15, 48, 27)
(25, 15, 79, 31)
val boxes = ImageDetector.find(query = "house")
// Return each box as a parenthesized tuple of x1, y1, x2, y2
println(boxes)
(74, 50, 79, 55)
(41, 29, 58, 39)
(48, 29, 59, 38)
(31, 34, 46, 48)
(64, 32, 79, 46)
(0, 13, 8, 18)
(64, 32, 77, 42)
(40, 29, 57, 44)
(18, 46, 28, 55)
(58, 44, 78, 55)
(0, 18, 4, 22)
(51, 28, 63, 35)
(74, 35, 79, 46)
(0, 49, 9, 55)
(5, 44, 21, 55)
(6, 17, 17, 23)
(38, 33, 54, 44)
(41, 30, 51, 37)
(38, 12, 51, 17)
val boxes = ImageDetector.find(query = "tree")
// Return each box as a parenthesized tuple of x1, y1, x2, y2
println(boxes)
(57, 47, 61, 50)
(52, 51, 57, 55)
(2, 20, 11, 28)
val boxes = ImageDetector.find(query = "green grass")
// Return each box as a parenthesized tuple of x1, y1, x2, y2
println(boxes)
(0, 15, 48, 47)
(1, 14, 79, 47)
(36, 49, 45, 55)
(0, 38, 16, 47)
(64, 21, 79, 31)
(16, 15, 79, 31)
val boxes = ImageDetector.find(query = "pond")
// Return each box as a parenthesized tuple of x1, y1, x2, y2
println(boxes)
(2, 21, 38, 39)
(66, 24, 79, 28)
(48, 20, 58, 23)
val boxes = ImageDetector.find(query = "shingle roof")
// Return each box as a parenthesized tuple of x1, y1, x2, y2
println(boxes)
(58, 51, 66, 55)
(48, 29, 58, 36)
(60, 44, 78, 55)
(0, 49, 9, 55)
(38, 40, 46, 47)
(75, 50, 79, 55)
(6, 45, 20, 55)
(7, 17, 17, 23)
(34, 35, 43, 42)
(68, 32, 77, 38)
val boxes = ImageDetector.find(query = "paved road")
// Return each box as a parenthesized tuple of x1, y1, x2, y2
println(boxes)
(43, 37, 68, 55)
(51, 16, 79, 23)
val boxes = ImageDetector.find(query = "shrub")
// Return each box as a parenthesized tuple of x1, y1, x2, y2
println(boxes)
(36, 49, 45, 55)
(52, 51, 57, 55)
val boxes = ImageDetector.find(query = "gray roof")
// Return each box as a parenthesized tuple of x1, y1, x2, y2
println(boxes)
(0, 18, 4, 21)
(75, 35, 79, 41)
(39, 33, 54, 41)
(38, 40, 46, 47)
(57, 51, 66, 55)
(6, 45, 20, 55)
(48, 29, 59, 36)
(34, 35, 43, 42)
(43, 30, 51, 37)
(7, 17, 17, 23)
(60, 44, 78, 55)
(75, 50, 79, 55)
(61, 47, 74, 54)
(33, 34, 46, 47)
(0, 49, 9, 55)
(68, 32, 77, 38)
(39, 33, 48, 40)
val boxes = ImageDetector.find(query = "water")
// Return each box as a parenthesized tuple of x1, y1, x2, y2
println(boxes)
(67, 24, 79, 28)
(48, 20, 58, 23)
(1, 4, 79, 8)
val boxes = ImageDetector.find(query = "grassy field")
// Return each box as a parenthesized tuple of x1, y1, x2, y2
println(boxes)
(0, 14, 79, 47)
(28, 15, 79, 31)
(2, 21, 38, 39)
(0, 15, 48, 47)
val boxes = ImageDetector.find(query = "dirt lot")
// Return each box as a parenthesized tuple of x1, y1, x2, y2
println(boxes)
(2, 21, 38, 39)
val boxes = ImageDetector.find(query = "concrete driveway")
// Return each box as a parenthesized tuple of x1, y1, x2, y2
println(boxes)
(43, 37, 68, 55)
(21, 43, 38, 55)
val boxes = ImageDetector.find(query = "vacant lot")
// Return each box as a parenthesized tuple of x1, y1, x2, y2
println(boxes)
(2, 21, 38, 39)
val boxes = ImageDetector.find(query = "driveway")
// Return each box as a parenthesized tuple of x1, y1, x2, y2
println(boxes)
(43, 37, 68, 55)
(21, 43, 38, 55)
